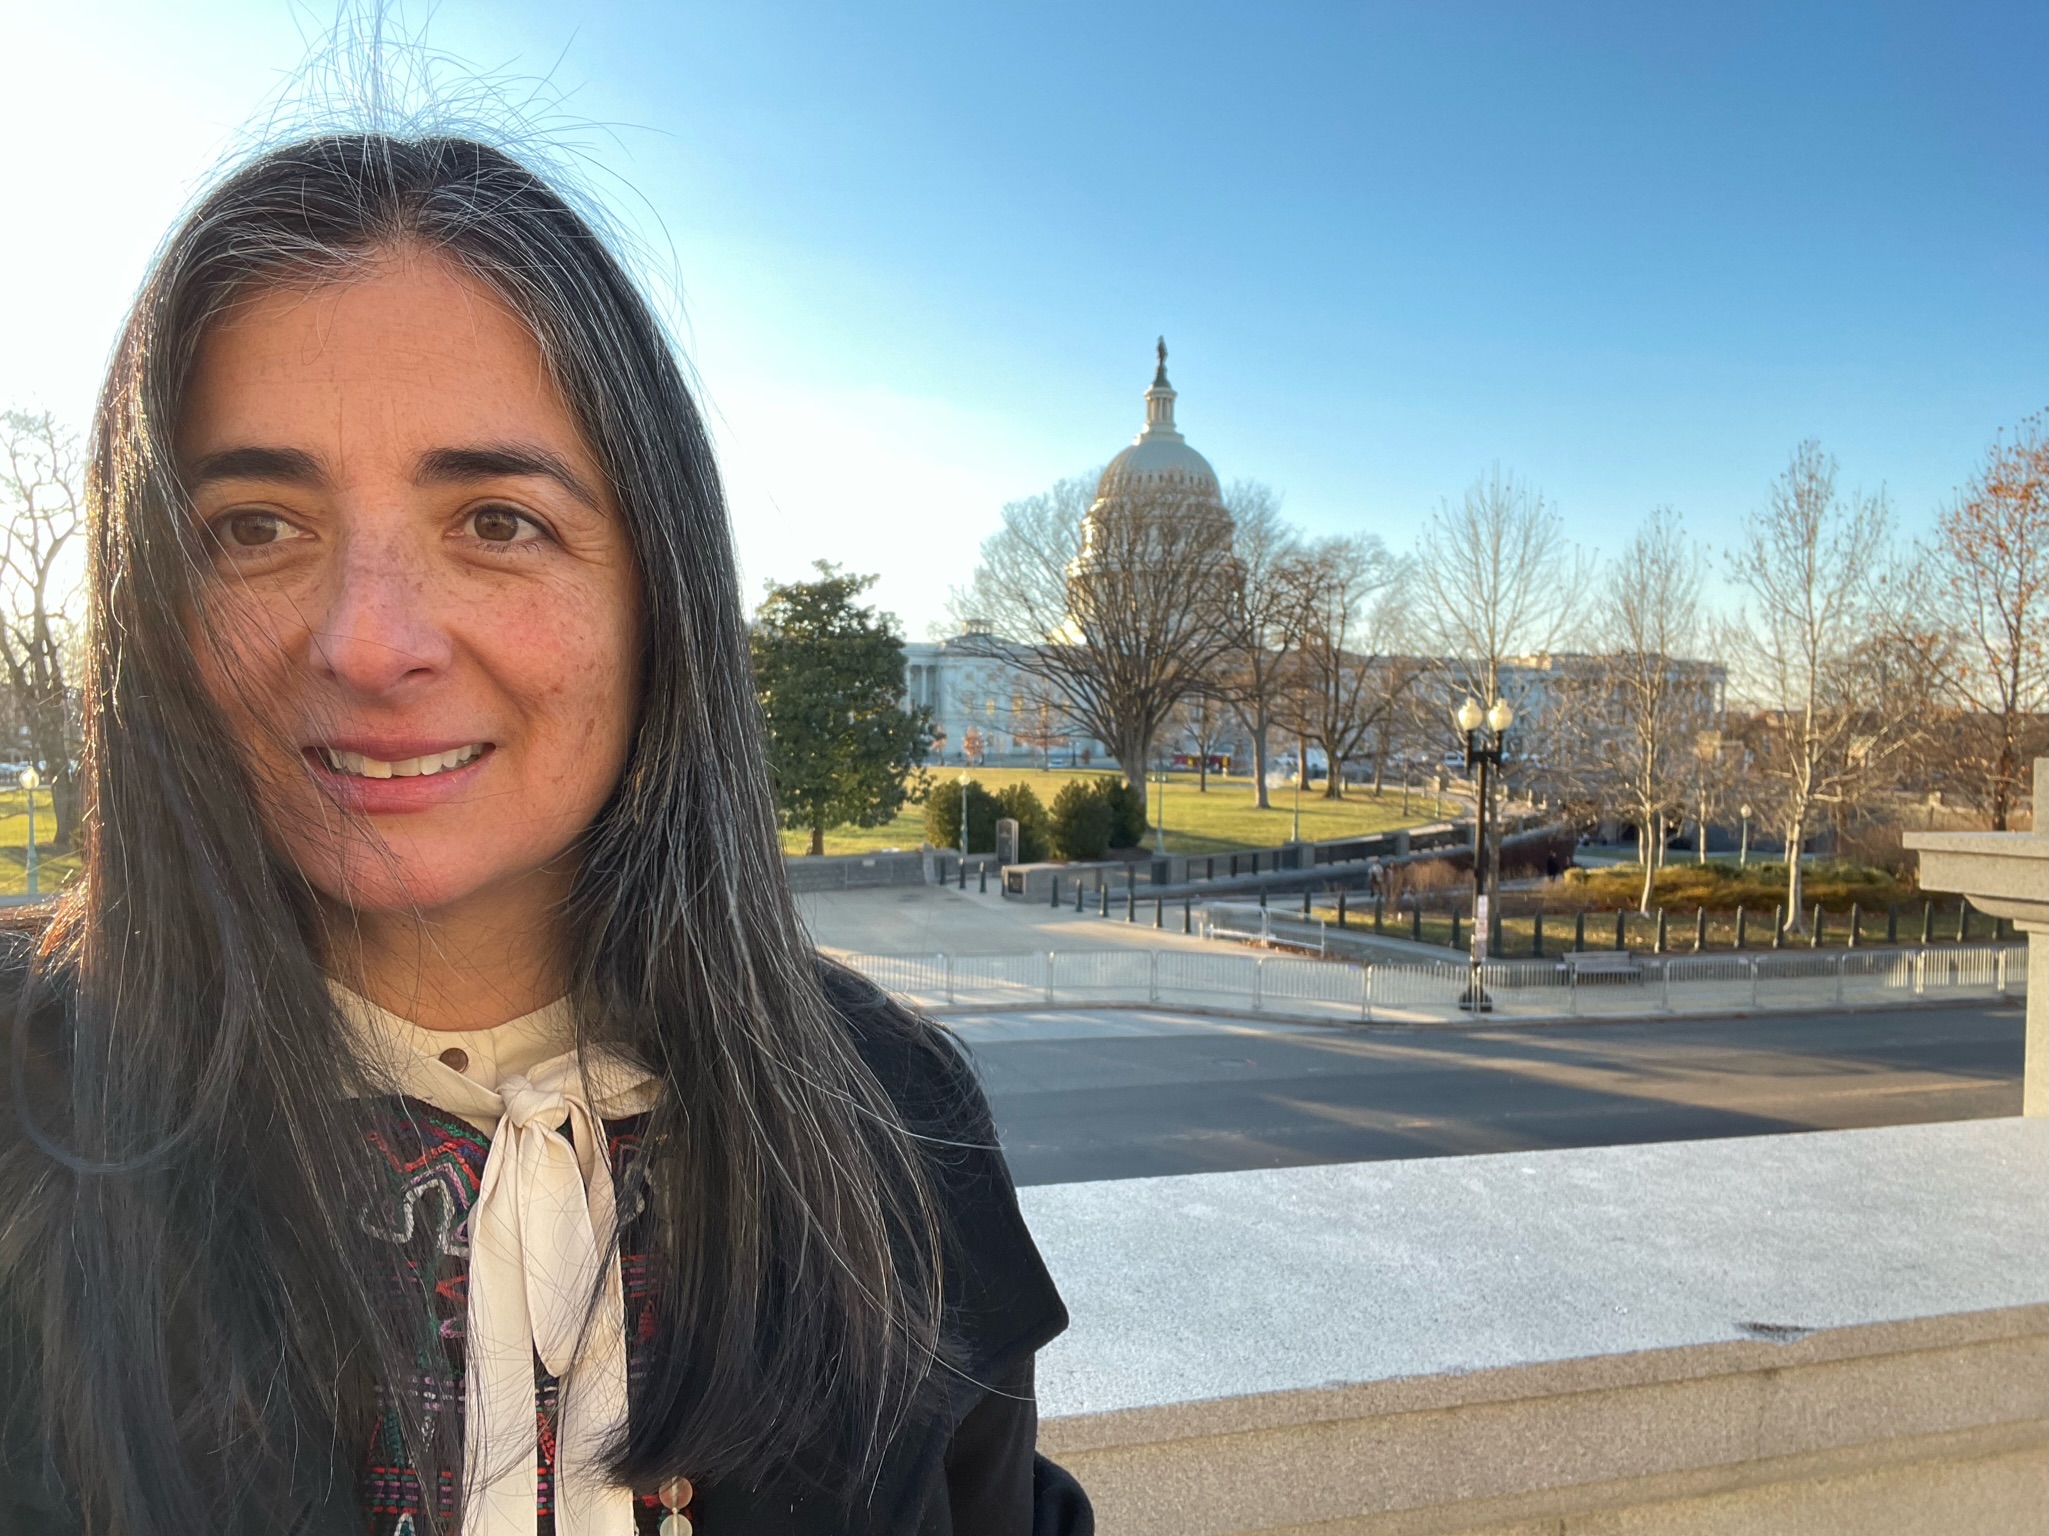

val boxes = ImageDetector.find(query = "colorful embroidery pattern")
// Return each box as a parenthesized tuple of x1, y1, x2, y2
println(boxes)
(357, 1098, 682, 1534)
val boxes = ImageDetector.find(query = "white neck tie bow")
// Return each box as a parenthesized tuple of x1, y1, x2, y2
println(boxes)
(337, 991, 660, 1536)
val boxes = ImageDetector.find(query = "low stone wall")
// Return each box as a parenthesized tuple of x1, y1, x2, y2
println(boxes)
(1023, 1119, 2048, 1534)
(779, 850, 928, 893)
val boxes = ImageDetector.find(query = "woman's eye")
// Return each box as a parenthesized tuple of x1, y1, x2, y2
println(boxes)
(468, 505, 542, 544)
(213, 511, 304, 549)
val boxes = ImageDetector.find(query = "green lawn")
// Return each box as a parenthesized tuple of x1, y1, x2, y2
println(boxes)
(0, 788, 78, 897)
(780, 768, 1461, 858)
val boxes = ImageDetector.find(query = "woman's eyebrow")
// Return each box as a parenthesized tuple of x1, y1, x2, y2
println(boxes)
(186, 445, 328, 488)
(415, 444, 602, 510)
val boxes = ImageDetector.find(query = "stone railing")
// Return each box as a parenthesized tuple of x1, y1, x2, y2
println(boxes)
(779, 849, 929, 893)
(1023, 1118, 2047, 1534)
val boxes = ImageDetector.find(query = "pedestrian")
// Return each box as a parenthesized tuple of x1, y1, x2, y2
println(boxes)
(0, 134, 1088, 1536)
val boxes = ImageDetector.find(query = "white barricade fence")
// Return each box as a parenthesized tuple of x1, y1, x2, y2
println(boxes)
(836, 941, 2026, 1024)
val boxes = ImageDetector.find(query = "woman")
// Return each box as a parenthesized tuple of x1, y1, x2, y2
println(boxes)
(0, 134, 1089, 1536)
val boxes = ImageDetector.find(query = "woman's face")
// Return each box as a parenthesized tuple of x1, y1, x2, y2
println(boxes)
(177, 250, 642, 919)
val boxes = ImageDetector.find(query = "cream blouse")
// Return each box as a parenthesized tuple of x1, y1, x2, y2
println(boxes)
(335, 985, 661, 1536)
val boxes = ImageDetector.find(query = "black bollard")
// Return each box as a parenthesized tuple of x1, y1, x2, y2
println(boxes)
(1614, 909, 1627, 952)
(1098, 883, 1109, 917)
(1772, 905, 1785, 948)
(1573, 909, 1586, 952)
(1694, 906, 1707, 951)
(1337, 891, 1348, 928)
(979, 863, 988, 895)
(1126, 886, 1135, 922)
(1183, 897, 1192, 934)
(1259, 887, 1268, 910)
(1075, 879, 1085, 913)
(1848, 903, 1859, 947)
(1411, 901, 1423, 942)
(1050, 876, 1060, 908)
(1956, 902, 1969, 943)
(1655, 908, 1668, 954)
(1451, 906, 1463, 952)
(1302, 889, 1312, 918)
(1735, 906, 1747, 948)
(957, 858, 966, 890)
(1531, 911, 1544, 957)
(1154, 897, 1163, 928)
(1810, 903, 1824, 948)
(1886, 902, 1898, 944)
(1374, 895, 1385, 934)
(1920, 900, 1933, 944)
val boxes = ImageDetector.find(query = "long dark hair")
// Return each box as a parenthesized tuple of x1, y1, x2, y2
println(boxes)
(0, 134, 943, 1534)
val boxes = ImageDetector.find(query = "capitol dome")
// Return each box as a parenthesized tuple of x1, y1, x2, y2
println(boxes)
(1094, 339, 1221, 501)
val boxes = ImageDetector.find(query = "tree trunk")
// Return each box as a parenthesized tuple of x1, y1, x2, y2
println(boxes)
(808, 823, 824, 856)
(1992, 713, 2016, 831)
(1638, 815, 1656, 914)
(1251, 707, 1271, 810)
(1784, 817, 1806, 929)
(1114, 726, 1153, 828)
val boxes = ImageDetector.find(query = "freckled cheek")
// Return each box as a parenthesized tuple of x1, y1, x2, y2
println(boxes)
(185, 601, 314, 777)
(500, 608, 638, 795)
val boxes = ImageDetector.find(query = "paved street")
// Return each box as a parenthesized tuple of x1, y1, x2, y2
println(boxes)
(956, 1001, 2027, 1186)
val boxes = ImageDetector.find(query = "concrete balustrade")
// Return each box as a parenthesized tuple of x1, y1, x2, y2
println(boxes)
(1904, 756, 2048, 1117)
(1023, 1119, 2048, 1534)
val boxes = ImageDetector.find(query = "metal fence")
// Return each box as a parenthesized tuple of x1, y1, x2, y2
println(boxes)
(840, 942, 2028, 1026)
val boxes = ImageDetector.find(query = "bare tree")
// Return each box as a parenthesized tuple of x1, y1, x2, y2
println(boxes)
(1211, 482, 1304, 808)
(1925, 413, 2049, 829)
(1273, 537, 1405, 797)
(0, 410, 85, 846)
(953, 473, 1238, 802)
(1167, 689, 1230, 790)
(1412, 467, 1590, 902)
(1600, 506, 1711, 911)
(1727, 441, 1911, 927)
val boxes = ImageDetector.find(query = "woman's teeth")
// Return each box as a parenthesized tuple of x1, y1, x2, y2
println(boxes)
(321, 744, 485, 779)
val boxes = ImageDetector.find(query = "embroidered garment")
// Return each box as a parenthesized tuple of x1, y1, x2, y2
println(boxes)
(357, 1099, 675, 1534)
(338, 989, 666, 1536)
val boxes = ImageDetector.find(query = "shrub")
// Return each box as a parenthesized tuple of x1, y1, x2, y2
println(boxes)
(923, 777, 1003, 853)
(1048, 779, 1114, 861)
(1095, 776, 1148, 849)
(991, 782, 1051, 863)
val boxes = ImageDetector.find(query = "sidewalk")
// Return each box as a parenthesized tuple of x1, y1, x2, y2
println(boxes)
(797, 881, 1244, 957)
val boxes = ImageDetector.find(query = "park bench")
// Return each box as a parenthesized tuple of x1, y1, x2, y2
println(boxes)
(1558, 950, 1643, 984)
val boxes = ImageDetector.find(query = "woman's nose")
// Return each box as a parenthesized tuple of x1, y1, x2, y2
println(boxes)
(308, 537, 454, 696)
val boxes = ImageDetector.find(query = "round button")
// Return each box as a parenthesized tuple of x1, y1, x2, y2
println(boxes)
(438, 1047, 469, 1073)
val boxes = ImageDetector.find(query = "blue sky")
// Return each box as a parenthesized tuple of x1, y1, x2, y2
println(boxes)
(2, 1, 2042, 636)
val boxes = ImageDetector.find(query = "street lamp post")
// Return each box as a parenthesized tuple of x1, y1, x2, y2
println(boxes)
(18, 766, 39, 897)
(1456, 695, 1515, 1011)
(1738, 803, 1753, 868)
(956, 771, 970, 862)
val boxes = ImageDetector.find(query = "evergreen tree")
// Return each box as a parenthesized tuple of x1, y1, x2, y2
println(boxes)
(753, 564, 931, 856)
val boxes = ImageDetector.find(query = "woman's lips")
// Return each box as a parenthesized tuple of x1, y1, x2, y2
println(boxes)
(304, 743, 496, 811)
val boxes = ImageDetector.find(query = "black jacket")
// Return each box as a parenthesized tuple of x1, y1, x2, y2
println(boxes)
(0, 960, 1092, 1536)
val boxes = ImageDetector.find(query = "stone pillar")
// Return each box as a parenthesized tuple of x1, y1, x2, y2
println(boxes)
(1905, 757, 2049, 1116)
